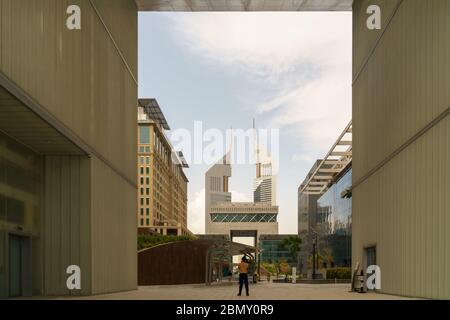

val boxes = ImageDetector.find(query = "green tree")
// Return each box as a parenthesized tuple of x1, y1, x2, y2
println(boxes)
(280, 236, 302, 269)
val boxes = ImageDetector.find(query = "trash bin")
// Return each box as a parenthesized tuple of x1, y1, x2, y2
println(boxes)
(355, 273, 365, 293)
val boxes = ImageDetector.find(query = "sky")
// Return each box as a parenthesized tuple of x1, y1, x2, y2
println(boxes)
(138, 12, 352, 235)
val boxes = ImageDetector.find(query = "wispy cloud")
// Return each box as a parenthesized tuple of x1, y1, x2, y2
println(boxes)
(167, 12, 352, 158)
(291, 153, 314, 163)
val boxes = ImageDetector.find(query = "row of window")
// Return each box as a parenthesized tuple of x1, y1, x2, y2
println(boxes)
(140, 218, 150, 226)
(140, 187, 150, 196)
(139, 167, 151, 175)
(139, 157, 151, 165)
(140, 177, 150, 186)
(139, 146, 151, 153)
(140, 207, 150, 216)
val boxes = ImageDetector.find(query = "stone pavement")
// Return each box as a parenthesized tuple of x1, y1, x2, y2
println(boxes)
(78, 282, 414, 300)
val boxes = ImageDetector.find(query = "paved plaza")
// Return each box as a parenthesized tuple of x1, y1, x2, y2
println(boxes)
(76, 282, 414, 300)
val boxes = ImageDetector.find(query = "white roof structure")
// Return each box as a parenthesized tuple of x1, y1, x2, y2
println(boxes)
(300, 120, 352, 195)
(136, 0, 353, 11)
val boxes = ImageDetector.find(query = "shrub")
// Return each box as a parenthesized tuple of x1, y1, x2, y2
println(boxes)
(326, 267, 352, 280)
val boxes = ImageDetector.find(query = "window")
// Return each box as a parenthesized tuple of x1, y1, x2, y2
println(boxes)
(146, 167, 150, 175)
(146, 157, 150, 165)
(139, 126, 150, 144)
(146, 188, 150, 195)
(140, 188, 144, 195)
(146, 198, 150, 205)
(140, 157, 144, 165)
(140, 198, 144, 206)
(140, 167, 144, 175)
(146, 177, 150, 185)
(146, 218, 150, 226)
(140, 177, 144, 185)
(140, 218, 144, 226)
(140, 208, 144, 215)
(139, 146, 145, 153)
(146, 208, 150, 216)
(145, 147, 150, 153)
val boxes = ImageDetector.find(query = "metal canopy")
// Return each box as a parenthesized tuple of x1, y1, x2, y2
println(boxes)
(175, 151, 190, 168)
(136, 0, 353, 11)
(138, 98, 171, 130)
(300, 120, 352, 195)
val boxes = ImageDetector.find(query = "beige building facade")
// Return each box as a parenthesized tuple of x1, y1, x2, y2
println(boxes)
(137, 99, 190, 236)
(352, 0, 450, 299)
(0, 0, 138, 298)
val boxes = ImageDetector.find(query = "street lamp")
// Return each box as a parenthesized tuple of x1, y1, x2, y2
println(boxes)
(310, 228, 318, 280)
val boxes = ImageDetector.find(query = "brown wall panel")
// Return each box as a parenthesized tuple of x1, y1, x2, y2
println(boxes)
(138, 241, 211, 286)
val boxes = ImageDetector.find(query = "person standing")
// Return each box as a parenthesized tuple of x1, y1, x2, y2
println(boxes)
(237, 256, 249, 296)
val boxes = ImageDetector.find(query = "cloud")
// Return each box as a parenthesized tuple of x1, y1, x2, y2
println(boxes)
(291, 153, 314, 163)
(188, 188, 251, 234)
(167, 12, 352, 157)
(188, 188, 205, 234)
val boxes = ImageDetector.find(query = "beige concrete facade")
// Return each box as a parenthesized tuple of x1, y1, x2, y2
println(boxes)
(352, 0, 450, 299)
(137, 102, 190, 236)
(0, 0, 138, 298)
(208, 202, 279, 236)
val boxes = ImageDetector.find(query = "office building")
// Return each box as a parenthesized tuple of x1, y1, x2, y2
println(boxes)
(316, 167, 352, 268)
(298, 122, 352, 276)
(205, 122, 279, 243)
(137, 99, 190, 236)
(253, 120, 277, 206)
(0, 0, 137, 298)
(204, 153, 232, 234)
(352, 0, 450, 298)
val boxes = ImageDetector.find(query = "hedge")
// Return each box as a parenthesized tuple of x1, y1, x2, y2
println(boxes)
(326, 267, 352, 280)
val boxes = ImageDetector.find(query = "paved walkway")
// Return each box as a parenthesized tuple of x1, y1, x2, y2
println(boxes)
(81, 282, 414, 300)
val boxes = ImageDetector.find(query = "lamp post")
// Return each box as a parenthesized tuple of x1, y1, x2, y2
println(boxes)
(311, 228, 318, 280)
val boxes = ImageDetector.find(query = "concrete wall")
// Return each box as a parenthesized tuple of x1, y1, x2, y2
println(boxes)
(0, 0, 138, 296)
(205, 163, 232, 234)
(43, 156, 92, 296)
(0, 0, 137, 180)
(352, 0, 450, 299)
(91, 156, 137, 295)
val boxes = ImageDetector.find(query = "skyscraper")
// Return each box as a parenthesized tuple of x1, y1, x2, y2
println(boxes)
(253, 120, 277, 206)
